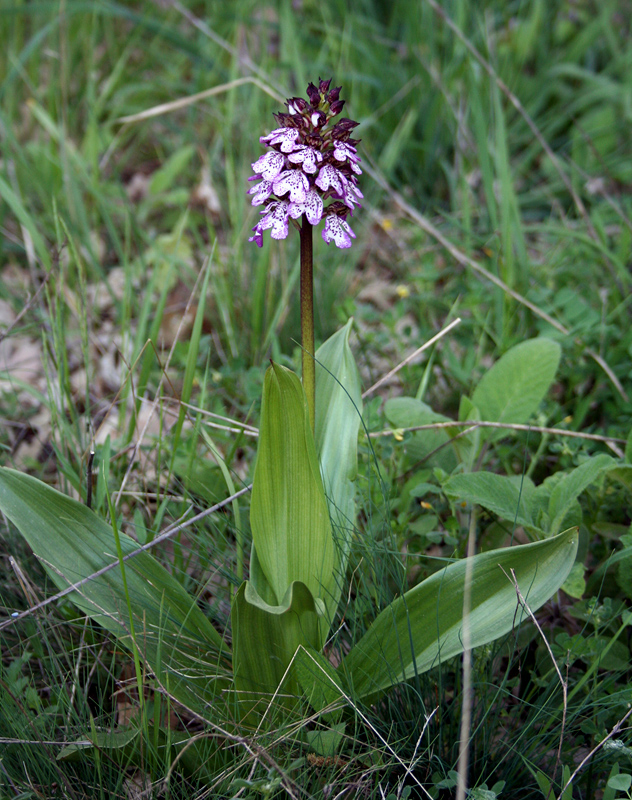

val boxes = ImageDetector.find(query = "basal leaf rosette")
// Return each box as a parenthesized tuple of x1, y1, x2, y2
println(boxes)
(248, 78, 362, 249)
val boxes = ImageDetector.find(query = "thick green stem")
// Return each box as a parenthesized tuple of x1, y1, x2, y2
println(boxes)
(300, 216, 315, 433)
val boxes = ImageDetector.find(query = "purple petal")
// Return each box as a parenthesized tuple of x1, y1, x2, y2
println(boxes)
(322, 215, 355, 248)
(315, 164, 345, 195)
(332, 141, 359, 163)
(273, 169, 309, 202)
(288, 190, 323, 226)
(248, 223, 264, 247)
(261, 127, 300, 153)
(251, 150, 285, 181)
(341, 179, 364, 210)
(287, 146, 322, 174)
(259, 201, 290, 240)
(248, 179, 274, 206)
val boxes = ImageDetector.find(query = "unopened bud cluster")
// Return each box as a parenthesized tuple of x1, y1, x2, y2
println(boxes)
(248, 79, 362, 249)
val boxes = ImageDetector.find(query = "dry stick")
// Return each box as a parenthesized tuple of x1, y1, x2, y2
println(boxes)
(422, 0, 597, 242)
(369, 419, 627, 446)
(0, 483, 252, 633)
(363, 160, 629, 402)
(117, 77, 285, 124)
(455, 508, 477, 800)
(503, 568, 569, 800)
(362, 317, 461, 398)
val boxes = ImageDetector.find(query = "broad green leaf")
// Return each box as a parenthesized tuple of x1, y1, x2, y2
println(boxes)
(341, 528, 578, 698)
(385, 397, 457, 472)
(295, 645, 346, 721)
(548, 454, 615, 535)
(315, 321, 362, 601)
(443, 472, 538, 532)
(561, 563, 586, 599)
(0, 468, 229, 717)
(626, 428, 632, 464)
(250, 363, 334, 632)
(603, 464, 632, 491)
(471, 338, 561, 440)
(608, 774, 632, 792)
(304, 723, 346, 756)
(231, 580, 322, 718)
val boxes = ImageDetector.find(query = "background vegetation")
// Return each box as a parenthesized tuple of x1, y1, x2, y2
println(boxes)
(1, 0, 631, 797)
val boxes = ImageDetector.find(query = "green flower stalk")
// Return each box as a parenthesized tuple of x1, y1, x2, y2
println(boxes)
(248, 78, 362, 429)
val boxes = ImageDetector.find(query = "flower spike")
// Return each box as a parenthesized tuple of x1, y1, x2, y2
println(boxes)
(247, 79, 361, 249)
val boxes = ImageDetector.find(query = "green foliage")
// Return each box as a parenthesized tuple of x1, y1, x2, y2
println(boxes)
(342, 528, 577, 698)
(470, 338, 561, 442)
(0, 468, 229, 719)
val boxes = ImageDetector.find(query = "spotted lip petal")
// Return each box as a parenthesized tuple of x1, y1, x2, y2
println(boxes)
(260, 127, 300, 153)
(315, 164, 345, 196)
(252, 150, 286, 181)
(250, 201, 291, 243)
(322, 214, 355, 248)
(332, 141, 360, 165)
(287, 146, 323, 175)
(273, 170, 310, 203)
(288, 190, 324, 226)
(340, 179, 364, 210)
(248, 179, 274, 206)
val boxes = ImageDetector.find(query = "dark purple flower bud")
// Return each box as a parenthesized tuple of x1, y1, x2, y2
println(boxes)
(329, 100, 345, 116)
(319, 77, 332, 95)
(304, 132, 324, 149)
(287, 97, 308, 114)
(327, 86, 341, 104)
(331, 118, 360, 141)
(309, 109, 327, 129)
(326, 200, 350, 218)
(306, 82, 320, 107)
(274, 111, 302, 129)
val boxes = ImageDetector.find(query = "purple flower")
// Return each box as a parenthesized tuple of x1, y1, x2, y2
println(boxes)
(251, 151, 285, 181)
(260, 127, 300, 153)
(287, 145, 323, 174)
(247, 79, 362, 249)
(332, 141, 360, 166)
(273, 169, 310, 202)
(248, 179, 274, 206)
(249, 201, 290, 246)
(315, 164, 345, 196)
(288, 189, 324, 226)
(322, 214, 356, 248)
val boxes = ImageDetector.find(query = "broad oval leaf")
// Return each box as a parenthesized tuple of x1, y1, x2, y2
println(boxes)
(231, 579, 322, 719)
(342, 528, 578, 699)
(471, 338, 561, 440)
(250, 363, 334, 627)
(548, 453, 615, 535)
(443, 472, 538, 532)
(315, 320, 362, 608)
(0, 468, 229, 717)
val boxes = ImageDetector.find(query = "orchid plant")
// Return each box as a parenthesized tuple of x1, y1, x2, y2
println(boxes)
(0, 80, 580, 770)
(248, 77, 363, 430)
